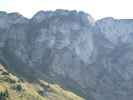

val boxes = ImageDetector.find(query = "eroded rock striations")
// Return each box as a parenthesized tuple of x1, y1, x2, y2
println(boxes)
(0, 10, 133, 100)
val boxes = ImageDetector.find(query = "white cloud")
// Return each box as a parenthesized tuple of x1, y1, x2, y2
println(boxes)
(0, 0, 133, 20)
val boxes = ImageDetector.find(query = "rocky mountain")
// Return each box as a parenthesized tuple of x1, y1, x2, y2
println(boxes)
(0, 10, 133, 100)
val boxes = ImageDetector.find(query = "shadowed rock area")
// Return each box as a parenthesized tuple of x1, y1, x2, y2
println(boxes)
(0, 9, 133, 100)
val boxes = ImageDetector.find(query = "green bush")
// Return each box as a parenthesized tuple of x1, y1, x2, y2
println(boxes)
(15, 83, 23, 91)
(0, 88, 8, 100)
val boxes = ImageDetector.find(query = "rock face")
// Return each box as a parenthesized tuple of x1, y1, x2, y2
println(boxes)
(0, 10, 133, 100)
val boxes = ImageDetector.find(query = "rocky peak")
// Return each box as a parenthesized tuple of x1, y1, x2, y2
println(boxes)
(0, 11, 7, 17)
(0, 12, 29, 29)
(7, 12, 29, 24)
(32, 10, 94, 26)
(95, 17, 133, 45)
(32, 10, 51, 23)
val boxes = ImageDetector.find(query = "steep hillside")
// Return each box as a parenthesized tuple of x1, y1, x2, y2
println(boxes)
(0, 64, 84, 100)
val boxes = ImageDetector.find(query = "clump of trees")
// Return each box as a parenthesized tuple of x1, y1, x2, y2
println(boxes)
(15, 84, 23, 91)
(0, 85, 8, 100)
(12, 83, 25, 92)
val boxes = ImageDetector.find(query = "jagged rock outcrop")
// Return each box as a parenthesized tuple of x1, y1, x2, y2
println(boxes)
(0, 9, 133, 100)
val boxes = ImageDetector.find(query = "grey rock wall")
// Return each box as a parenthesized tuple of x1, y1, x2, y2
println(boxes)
(0, 10, 133, 100)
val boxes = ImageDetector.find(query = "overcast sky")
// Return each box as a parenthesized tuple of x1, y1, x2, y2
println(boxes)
(0, 0, 133, 20)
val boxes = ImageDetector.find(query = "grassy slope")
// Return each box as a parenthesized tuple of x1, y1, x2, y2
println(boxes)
(0, 64, 85, 100)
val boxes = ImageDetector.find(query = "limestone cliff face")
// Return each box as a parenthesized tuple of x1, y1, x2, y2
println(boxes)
(0, 10, 133, 100)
